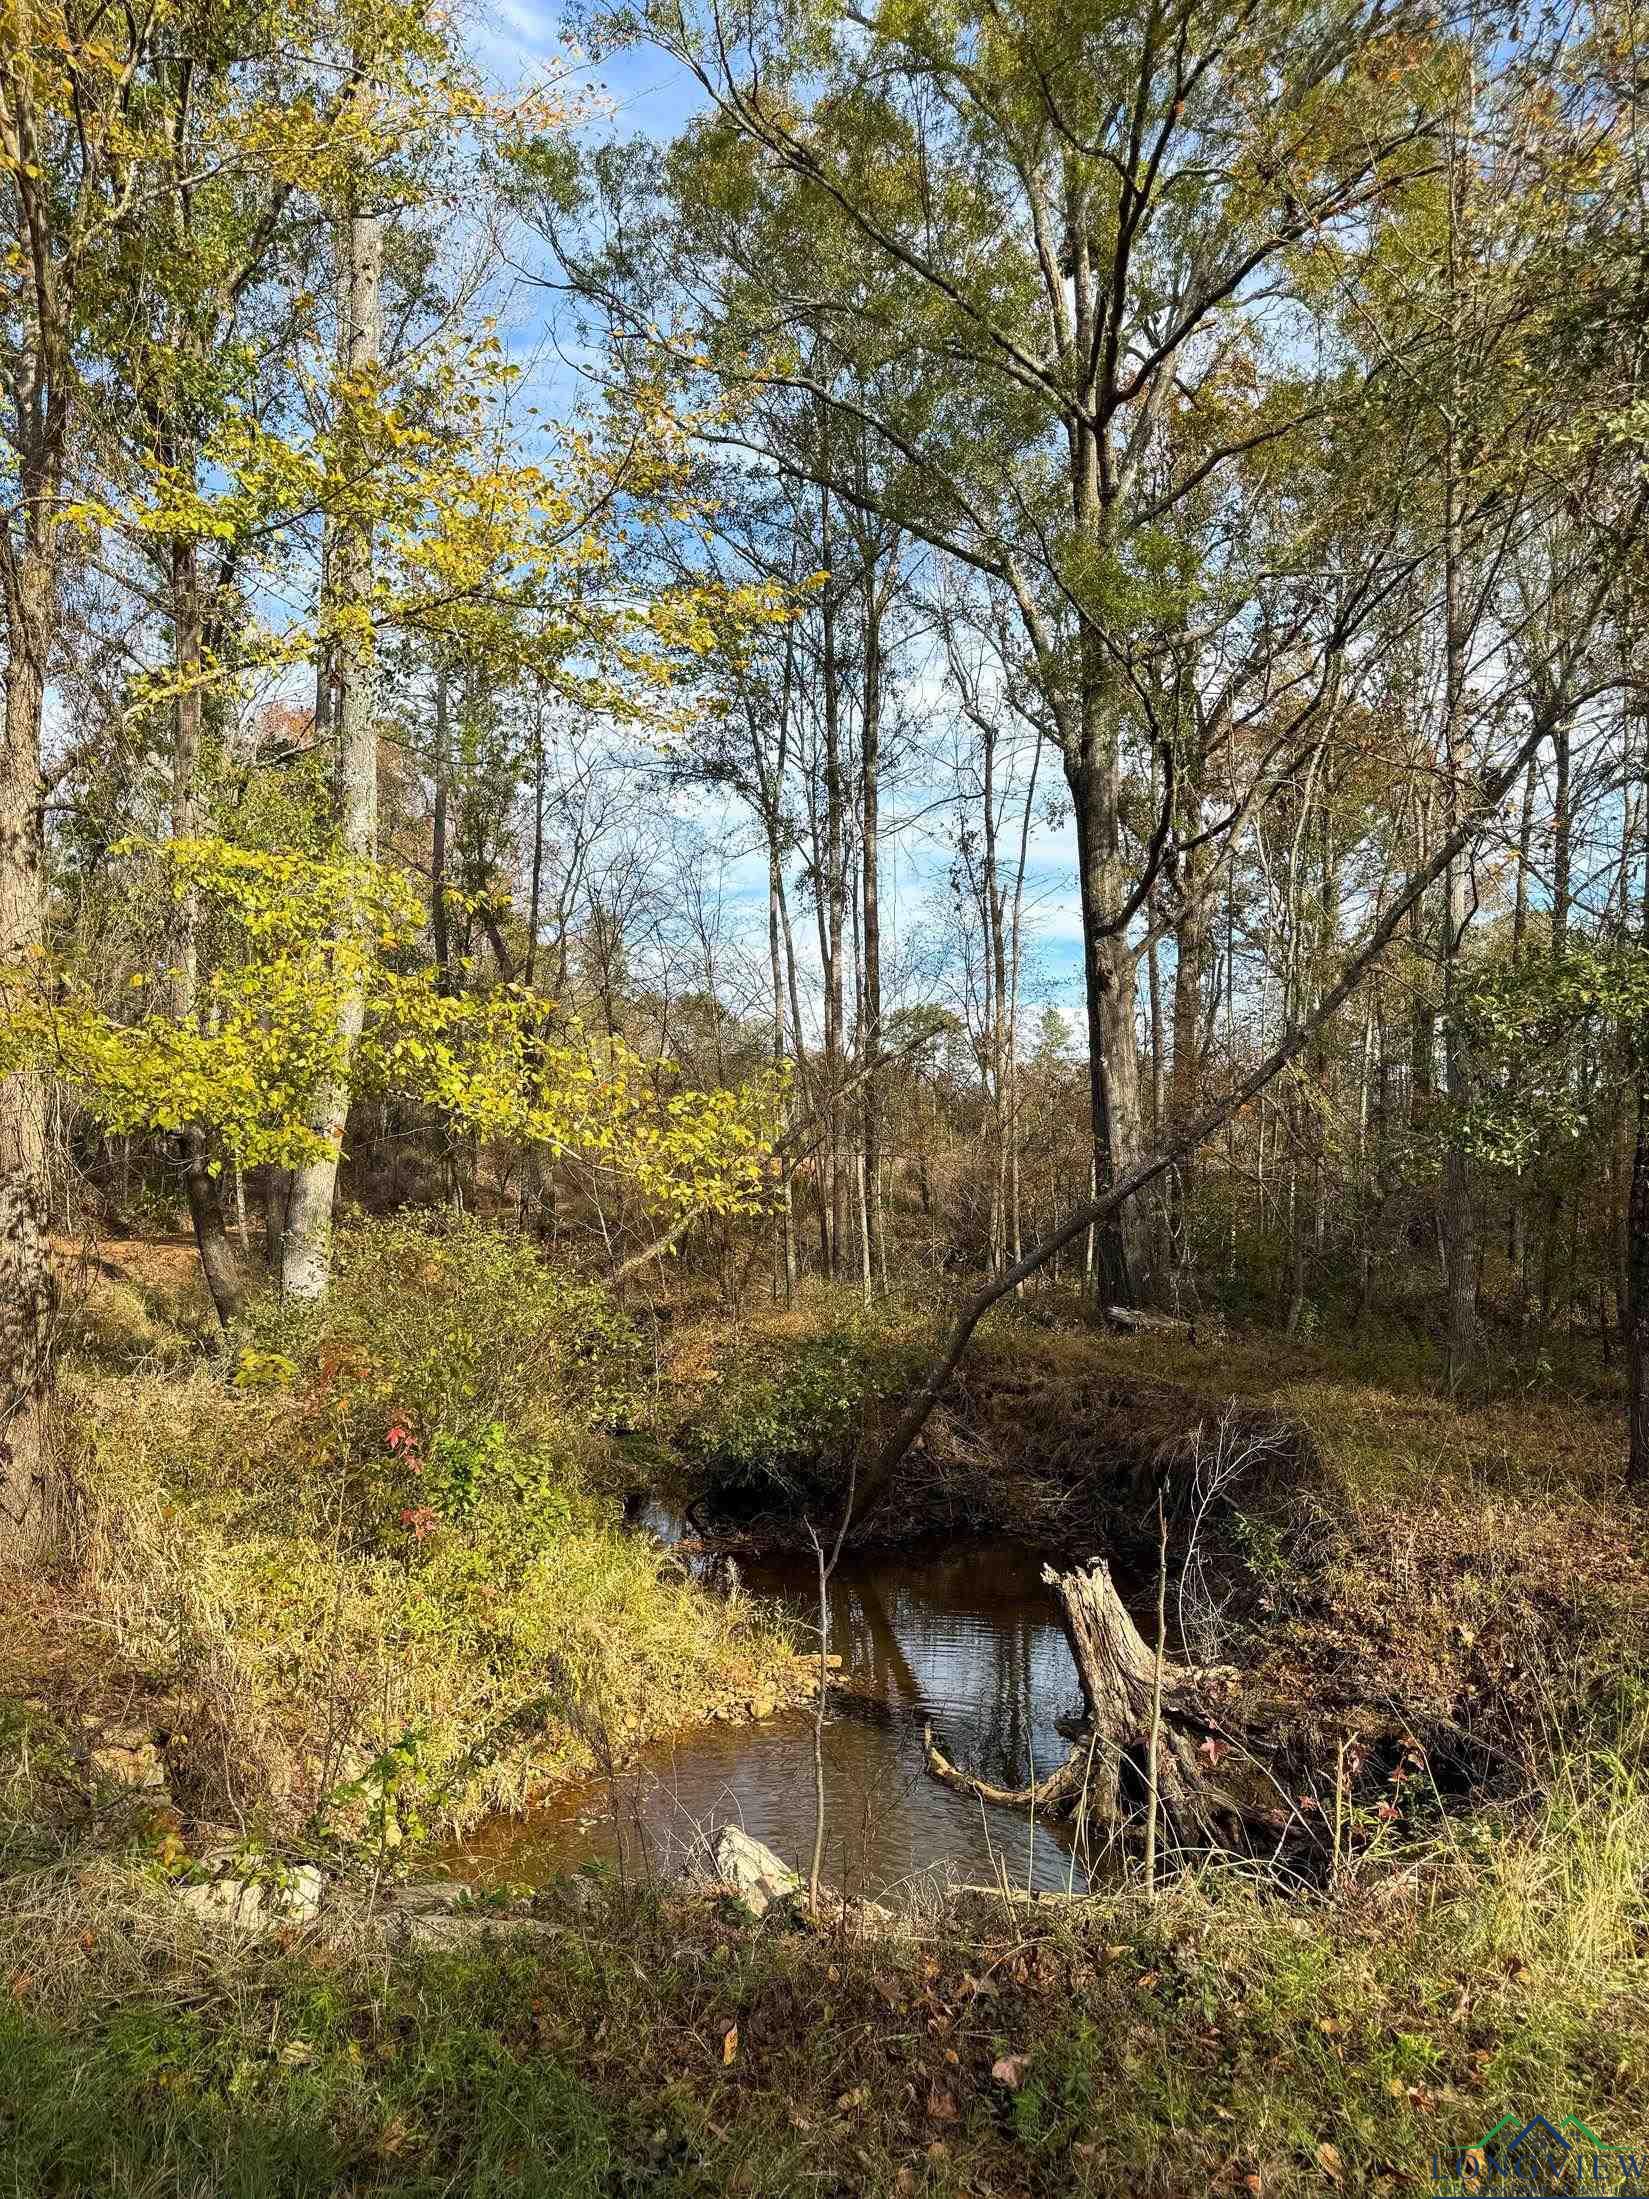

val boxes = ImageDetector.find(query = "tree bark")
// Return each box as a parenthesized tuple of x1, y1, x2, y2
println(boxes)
(0, 544, 59, 1567)
(1507, 747, 1539, 1293)
(1538, 718, 1573, 1329)
(1629, 688, 1649, 1490)
(769, 838, 799, 1297)
(980, 713, 1009, 1270)
(171, 532, 248, 1329)
(860, 549, 884, 1290)
(1439, 438, 1479, 1366)
(1629, 1069, 1649, 1491)
(817, 498, 846, 1278)
(282, 208, 382, 1301)
(1408, 796, 1436, 1123)
(1070, 729, 1144, 1304)
(1170, 781, 1207, 1190)
(431, 661, 451, 989)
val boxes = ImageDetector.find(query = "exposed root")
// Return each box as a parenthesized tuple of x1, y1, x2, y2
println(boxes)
(922, 1558, 1289, 1858)
(921, 1725, 1096, 1813)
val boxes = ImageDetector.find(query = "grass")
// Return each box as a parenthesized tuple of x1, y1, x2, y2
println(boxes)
(2, 1746, 1648, 2197)
(28, 1217, 806, 1846)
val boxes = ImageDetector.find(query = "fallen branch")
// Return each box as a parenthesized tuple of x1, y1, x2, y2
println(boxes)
(1105, 1305, 1193, 1336)
(848, 702, 1562, 1534)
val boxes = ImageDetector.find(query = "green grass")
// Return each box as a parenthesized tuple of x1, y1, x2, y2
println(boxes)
(3, 1779, 1648, 2199)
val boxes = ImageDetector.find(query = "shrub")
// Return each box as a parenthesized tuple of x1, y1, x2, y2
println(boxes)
(60, 1219, 797, 1840)
(679, 1286, 926, 1505)
(229, 1215, 654, 1558)
(247, 1210, 653, 1435)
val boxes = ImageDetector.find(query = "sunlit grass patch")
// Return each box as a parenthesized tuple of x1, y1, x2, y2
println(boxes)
(45, 1219, 805, 1844)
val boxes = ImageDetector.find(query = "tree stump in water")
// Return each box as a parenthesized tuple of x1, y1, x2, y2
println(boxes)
(924, 1559, 1272, 1857)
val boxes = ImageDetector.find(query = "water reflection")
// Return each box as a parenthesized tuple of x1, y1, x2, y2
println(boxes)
(446, 1532, 1104, 1901)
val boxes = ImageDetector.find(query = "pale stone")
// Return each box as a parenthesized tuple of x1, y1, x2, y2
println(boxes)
(370, 1879, 565, 1950)
(88, 1731, 168, 1792)
(175, 1856, 325, 1934)
(715, 1825, 800, 1919)
(377, 1878, 469, 1917)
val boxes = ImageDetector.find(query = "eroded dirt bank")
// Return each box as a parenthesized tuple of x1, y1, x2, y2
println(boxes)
(667, 1318, 1649, 1827)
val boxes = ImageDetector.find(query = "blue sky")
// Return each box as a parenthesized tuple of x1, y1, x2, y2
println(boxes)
(459, 0, 1098, 1044)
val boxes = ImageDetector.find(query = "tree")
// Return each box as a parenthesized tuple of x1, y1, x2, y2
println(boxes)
(3, 0, 196, 1559)
(572, 0, 1451, 1300)
(283, 199, 384, 1299)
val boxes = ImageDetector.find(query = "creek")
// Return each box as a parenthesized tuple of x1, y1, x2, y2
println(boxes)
(446, 1511, 1131, 1901)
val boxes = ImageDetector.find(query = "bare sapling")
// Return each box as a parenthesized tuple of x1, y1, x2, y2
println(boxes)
(806, 1457, 857, 1918)
(1143, 1490, 1168, 1895)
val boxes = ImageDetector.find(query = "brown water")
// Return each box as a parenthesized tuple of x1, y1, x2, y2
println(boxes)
(446, 1517, 1121, 1902)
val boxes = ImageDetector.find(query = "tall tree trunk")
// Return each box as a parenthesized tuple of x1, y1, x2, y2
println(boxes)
(171, 532, 247, 1328)
(1551, 717, 1572, 956)
(1628, 1071, 1649, 1490)
(0, 541, 59, 1567)
(282, 208, 382, 1301)
(1005, 733, 1040, 1276)
(1538, 718, 1573, 1329)
(1409, 795, 1436, 1122)
(1628, 683, 1649, 1490)
(431, 662, 451, 988)
(981, 717, 1008, 1271)
(1169, 780, 1206, 1220)
(859, 555, 884, 1290)
(1439, 444, 1479, 1366)
(1507, 747, 1539, 1292)
(818, 518, 846, 1278)
(1146, 916, 1165, 1138)
(769, 837, 798, 1298)
(524, 695, 545, 991)
(1070, 726, 1142, 1304)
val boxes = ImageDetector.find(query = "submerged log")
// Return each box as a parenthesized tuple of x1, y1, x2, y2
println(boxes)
(924, 1559, 1280, 1858)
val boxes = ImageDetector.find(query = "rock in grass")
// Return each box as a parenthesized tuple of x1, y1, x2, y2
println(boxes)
(398, 1910, 563, 1951)
(715, 1826, 800, 1919)
(174, 1854, 325, 1935)
(374, 1880, 564, 1951)
(377, 1877, 471, 1917)
(86, 1729, 169, 1796)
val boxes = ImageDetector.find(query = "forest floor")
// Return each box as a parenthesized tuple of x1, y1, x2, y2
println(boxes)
(3, 1231, 1648, 2193)
(2, 1829, 1647, 2198)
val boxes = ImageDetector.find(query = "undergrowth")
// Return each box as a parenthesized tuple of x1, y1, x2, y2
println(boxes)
(9, 1258, 1647, 2192)
(675, 1283, 929, 1508)
(47, 1217, 800, 1842)
(2, 1719, 1647, 2197)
